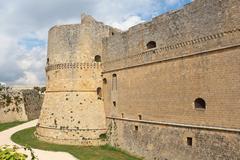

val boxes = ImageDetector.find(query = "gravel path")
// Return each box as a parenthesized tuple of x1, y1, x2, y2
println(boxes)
(0, 119, 77, 160)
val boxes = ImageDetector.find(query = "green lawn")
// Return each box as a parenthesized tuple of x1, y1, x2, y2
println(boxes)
(11, 127, 141, 160)
(0, 121, 27, 132)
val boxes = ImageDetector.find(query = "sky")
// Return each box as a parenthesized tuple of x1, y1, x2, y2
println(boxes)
(0, 0, 192, 86)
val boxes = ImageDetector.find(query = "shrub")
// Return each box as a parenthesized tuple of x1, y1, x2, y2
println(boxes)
(0, 145, 27, 160)
(0, 145, 38, 160)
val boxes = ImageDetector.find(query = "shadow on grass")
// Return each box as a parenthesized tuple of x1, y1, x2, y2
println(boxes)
(11, 127, 142, 160)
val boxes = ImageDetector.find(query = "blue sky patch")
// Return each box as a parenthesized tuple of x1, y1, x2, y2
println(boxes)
(18, 38, 46, 49)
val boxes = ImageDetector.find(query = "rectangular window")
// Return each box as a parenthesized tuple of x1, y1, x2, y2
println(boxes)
(138, 115, 142, 120)
(135, 125, 138, 131)
(187, 137, 193, 146)
(112, 74, 117, 90)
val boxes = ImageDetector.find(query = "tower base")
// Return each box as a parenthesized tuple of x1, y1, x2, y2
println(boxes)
(35, 126, 107, 146)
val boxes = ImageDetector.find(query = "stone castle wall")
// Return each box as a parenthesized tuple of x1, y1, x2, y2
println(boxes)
(107, 119, 240, 160)
(36, 0, 240, 159)
(0, 88, 43, 123)
(102, 0, 240, 159)
(36, 15, 120, 146)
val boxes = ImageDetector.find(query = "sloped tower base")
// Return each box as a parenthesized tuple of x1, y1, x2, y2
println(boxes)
(36, 92, 107, 146)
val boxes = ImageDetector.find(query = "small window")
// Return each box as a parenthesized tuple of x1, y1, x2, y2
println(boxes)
(138, 115, 142, 120)
(135, 125, 138, 131)
(194, 98, 206, 109)
(97, 87, 102, 99)
(103, 78, 107, 84)
(47, 58, 49, 65)
(113, 101, 116, 107)
(112, 32, 114, 35)
(147, 41, 156, 49)
(121, 113, 124, 118)
(112, 74, 117, 90)
(187, 137, 192, 146)
(94, 55, 101, 62)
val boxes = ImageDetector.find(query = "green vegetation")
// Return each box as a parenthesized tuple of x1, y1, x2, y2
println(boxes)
(0, 121, 27, 132)
(0, 145, 27, 160)
(11, 127, 141, 160)
(33, 86, 46, 94)
(2, 94, 12, 106)
(0, 145, 38, 160)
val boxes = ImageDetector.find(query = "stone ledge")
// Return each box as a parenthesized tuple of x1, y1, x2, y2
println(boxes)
(46, 62, 102, 72)
(103, 43, 240, 73)
(106, 116, 240, 133)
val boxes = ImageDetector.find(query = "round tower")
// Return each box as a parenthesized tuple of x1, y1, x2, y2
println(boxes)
(36, 15, 112, 146)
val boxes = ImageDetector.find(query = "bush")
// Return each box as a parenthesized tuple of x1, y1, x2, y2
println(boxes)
(0, 145, 38, 160)
(0, 145, 27, 160)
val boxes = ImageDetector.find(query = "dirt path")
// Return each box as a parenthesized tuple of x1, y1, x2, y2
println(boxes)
(0, 119, 77, 160)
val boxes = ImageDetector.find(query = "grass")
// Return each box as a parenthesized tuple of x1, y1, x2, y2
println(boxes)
(11, 127, 141, 160)
(0, 121, 27, 132)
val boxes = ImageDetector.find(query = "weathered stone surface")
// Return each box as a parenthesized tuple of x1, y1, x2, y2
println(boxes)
(36, 15, 119, 146)
(0, 87, 43, 123)
(37, 0, 240, 159)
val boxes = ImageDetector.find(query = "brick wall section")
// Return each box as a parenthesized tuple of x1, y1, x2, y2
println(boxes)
(102, 0, 240, 159)
(107, 119, 240, 160)
(102, 0, 240, 129)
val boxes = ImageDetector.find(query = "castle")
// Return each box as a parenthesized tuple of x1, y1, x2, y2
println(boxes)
(36, 0, 240, 159)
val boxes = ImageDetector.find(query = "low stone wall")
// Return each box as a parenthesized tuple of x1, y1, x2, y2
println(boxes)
(106, 118, 240, 160)
(0, 87, 44, 123)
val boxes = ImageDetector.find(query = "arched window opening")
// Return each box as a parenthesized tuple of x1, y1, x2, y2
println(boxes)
(103, 78, 107, 84)
(112, 74, 117, 90)
(113, 101, 116, 107)
(47, 58, 49, 65)
(97, 87, 102, 99)
(194, 98, 206, 109)
(94, 55, 101, 62)
(147, 41, 156, 49)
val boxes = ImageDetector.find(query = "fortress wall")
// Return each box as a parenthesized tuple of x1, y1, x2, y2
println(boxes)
(22, 89, 43, 120)
(0, 88, 43, 123)
(102, 0, 240, 159)
(103, 46, 240, 129)
(102, 0, 240, 129)
(107, 119, 240, 160)
(103, 0, 240, 71)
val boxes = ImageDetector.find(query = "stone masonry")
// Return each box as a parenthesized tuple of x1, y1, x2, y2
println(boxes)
(37, 0, 240, 159)
(0, 87, 43, 123)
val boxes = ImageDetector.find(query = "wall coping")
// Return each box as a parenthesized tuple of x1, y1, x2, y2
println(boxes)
(106, 116, 240, 133)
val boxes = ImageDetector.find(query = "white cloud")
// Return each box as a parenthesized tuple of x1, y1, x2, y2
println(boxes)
(15, 71, 40, 85)
(166, 0, 179, 5)
(111, 16, 145, 31)
(0, 0, 192, 86)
